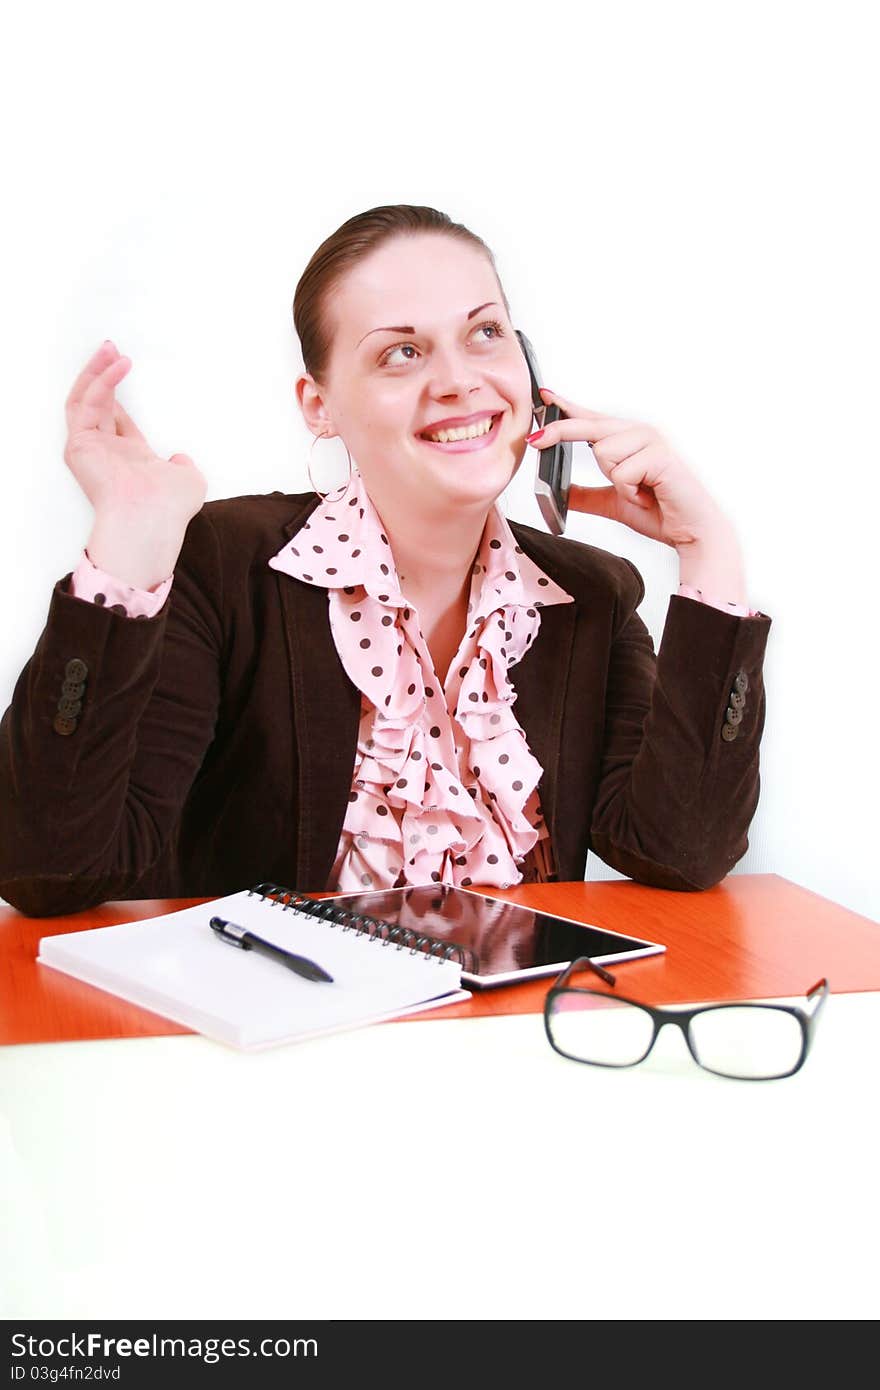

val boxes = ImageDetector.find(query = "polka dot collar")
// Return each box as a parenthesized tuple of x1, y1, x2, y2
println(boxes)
(269, 470, 570, 613)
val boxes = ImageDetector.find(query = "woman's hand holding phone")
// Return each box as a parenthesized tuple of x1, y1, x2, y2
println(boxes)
(64, 342, 206, 591)
(531, 386, 748, 604)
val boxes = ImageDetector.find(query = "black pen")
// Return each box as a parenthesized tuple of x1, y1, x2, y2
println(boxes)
(209, 916, 334, 983)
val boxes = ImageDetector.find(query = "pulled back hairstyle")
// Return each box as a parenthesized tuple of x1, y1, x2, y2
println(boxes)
(292, 205, 512, 386)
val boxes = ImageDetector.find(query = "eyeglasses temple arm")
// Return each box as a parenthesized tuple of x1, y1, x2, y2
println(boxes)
(805, 978, 829, 1016)
(554, 956, 617, 992)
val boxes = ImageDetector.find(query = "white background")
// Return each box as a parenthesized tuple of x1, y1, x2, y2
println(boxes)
(1, 0, 877, 921)
(3, 998, 879, 1321)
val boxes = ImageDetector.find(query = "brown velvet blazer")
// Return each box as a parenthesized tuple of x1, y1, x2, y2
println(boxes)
(0, 491, 771, 917)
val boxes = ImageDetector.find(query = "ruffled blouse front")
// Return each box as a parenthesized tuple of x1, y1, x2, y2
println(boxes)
(268, 470, 574, 893)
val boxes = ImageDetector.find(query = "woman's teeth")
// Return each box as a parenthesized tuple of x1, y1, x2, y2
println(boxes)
(423, 415, 496, 443)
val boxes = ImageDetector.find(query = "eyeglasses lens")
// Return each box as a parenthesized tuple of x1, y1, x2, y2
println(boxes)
(688, 1006, 804, 1079)
(548, 992, 654, 1066)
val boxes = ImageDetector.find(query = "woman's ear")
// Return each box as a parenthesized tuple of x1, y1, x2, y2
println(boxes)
(296, 373, 338, 440)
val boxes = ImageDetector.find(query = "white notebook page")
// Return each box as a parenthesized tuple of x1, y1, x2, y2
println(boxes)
(38, 887, 468, 1049)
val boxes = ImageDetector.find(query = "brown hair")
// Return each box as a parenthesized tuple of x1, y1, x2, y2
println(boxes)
(292, 204, 511, 386)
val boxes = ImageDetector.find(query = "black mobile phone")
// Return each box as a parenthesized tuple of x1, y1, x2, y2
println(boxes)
(515, 329, 572, 535)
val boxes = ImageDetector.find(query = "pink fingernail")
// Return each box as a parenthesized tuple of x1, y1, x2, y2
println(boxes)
(526, 429, 545, 444)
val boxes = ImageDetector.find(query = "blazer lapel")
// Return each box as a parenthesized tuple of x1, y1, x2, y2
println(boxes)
(509, 599, 576, 861)
(508, 521, 577, 866)
(276, 510, 362, 890)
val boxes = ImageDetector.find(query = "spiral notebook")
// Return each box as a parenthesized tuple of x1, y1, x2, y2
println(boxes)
(37, 883, 472, 1051)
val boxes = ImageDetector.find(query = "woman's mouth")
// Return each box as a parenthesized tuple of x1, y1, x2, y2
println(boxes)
(417, 412, 503, 453)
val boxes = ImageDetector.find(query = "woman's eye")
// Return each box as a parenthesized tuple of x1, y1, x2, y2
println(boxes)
(380, 343, 419, 366)
(379, 319, 505, 367)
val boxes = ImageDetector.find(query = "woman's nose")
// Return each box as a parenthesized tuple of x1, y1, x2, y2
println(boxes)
(427, 347, 480, 397)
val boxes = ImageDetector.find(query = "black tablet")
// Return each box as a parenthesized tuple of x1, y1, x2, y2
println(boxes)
(322, 884, 665, 989)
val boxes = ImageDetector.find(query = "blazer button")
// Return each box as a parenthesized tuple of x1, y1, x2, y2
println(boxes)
(61, 678, 86, 699)
(57, 696, 83, 718)
(53, 714, 78, 736)
(65, 658, 89, 683)
(724, 705, 743, 727)
(734, 670, 749, 695)
(729, 690, 746, 711)
(721, 724, 739, 742)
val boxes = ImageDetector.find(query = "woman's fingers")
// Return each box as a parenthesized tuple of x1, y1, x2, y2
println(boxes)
(80, 354, 130, 408)
(537, 387, 723, 541)
(65, 342, 119, 412)
(72, 355, 132, 434)
(533, 409, 670, 493)
(113, 399, 146, 441)
(568, 484, 621, 518)
(605, 440, 659, 477)
(536, 390, 667, 456)
(530, 411, 646, 470)
(66, 342, 131, 436)
(539, 386, 606, 420)
(592, 426, 659, 468)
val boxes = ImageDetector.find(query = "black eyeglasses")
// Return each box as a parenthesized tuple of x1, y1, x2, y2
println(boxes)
(544, 957, 829, 1081)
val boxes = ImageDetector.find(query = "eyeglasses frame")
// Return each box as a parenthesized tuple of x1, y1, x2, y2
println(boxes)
(543, 956, 830, 1081)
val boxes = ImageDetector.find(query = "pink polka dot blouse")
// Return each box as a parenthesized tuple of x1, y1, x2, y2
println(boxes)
(267, 470, 575, 892)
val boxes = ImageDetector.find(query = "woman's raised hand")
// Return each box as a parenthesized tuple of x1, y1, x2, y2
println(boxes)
(64, 341, 206, 590)
(529, 386, 747, 603)
(530, 386, 729, 547)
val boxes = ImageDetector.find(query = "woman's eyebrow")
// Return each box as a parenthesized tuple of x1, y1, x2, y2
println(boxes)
(357, 302, 500, 347)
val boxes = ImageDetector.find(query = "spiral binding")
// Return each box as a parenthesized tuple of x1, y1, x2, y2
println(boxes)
(249, 882, 478, 972)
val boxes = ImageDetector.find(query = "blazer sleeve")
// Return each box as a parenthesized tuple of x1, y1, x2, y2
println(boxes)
(0, 508, 224, 916)
(588, 571, 772, 892)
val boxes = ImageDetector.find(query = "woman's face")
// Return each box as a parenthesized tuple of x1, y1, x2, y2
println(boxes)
(298, 234, 534, 522)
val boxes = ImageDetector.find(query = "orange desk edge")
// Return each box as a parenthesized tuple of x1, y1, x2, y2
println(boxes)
(1, 873, 878, 1047)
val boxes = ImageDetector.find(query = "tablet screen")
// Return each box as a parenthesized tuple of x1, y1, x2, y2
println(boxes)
(322, 884, 665, 988)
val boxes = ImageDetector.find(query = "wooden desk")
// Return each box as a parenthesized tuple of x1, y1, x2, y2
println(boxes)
(2, 873, 878, 1046)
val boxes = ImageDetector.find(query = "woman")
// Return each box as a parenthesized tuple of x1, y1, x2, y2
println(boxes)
(0, 205, 770, 917)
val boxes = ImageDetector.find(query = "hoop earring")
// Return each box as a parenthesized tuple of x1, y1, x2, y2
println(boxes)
(308, 431, 352, 499)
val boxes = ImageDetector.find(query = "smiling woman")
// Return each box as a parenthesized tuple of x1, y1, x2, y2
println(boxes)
(0, 203, 771, 916)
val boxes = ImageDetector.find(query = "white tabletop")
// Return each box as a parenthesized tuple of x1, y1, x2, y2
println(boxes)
(1, 992, 878, 1321)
